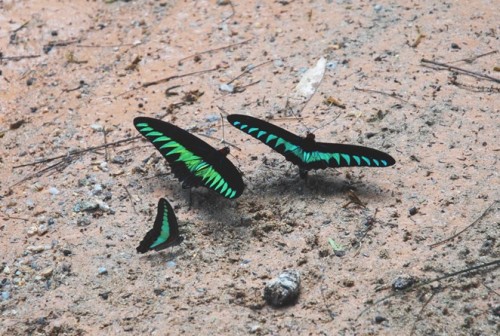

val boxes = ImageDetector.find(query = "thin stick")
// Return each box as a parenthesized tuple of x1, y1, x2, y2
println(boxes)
(197, 133, 241, 151)
(227, 60, 274, 85)
(177, 38, 252, 65)
(409, 291, 436, 336)
(429, 200, 498, 248)
(221, 0, 236, 23)
(9, 157, 74, 189)
(450, 50, 498, 64)
(142, 67, 219, 88)
(354, 86, 411, 105)
(13, 136, 140, 169)
(103, 129, 109, 162)
(11, 20, 30, 33)
(421, 58, 500, 83)
(123, 186, 138, 215)
(0, 54, 41, 61)
(356, 259, 500, 319)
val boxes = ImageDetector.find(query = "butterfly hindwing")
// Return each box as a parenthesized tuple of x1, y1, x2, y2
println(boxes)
(137, 198, 182, 253)
(227, 114, 395, 171)
(134, 117, 244, 199)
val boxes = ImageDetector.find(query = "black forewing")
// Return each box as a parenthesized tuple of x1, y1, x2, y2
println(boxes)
(136, 198, 182, 253)
(134, 117, 244, 198)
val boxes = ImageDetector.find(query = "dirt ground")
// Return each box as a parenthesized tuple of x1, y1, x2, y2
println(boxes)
(1, 0, 499, 335)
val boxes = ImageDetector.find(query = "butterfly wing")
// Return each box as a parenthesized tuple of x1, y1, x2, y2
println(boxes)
(228, 114, 395, 170)
(134, 117, 244, 199)
(295, 141, 396, 169)
(227, 114, 307, 167)
(137, 198, 182, 253)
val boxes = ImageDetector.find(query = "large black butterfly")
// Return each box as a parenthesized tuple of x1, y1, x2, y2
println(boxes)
(137, 198, 183, 253)
(134, 117, 244, 199)
(227, 114, 395, 177)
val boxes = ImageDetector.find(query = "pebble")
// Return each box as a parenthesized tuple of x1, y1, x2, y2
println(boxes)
(273, 59, 284, 67)
(409, 207, 418, 216)
(219, 83, 235, 93)
(49, 187, 60, 195)
(111, 155, 126, 165)
(392, 275, 416, 290)
(98, 267, 108, 275)
(40, 267, 53, 278)
(263, 270, 300, 307)
(205, 115, 220, 123)
(99, 162, 109, 172)
(1, 291, 10, 300)
(27, 245, 51, 253)
(326, 61, 338, 70)
(90, 124, 103, 132)
(92, 184, 103, 195)
(166, 261, 176, 268)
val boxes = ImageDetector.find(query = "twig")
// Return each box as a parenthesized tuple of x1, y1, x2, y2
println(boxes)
(410, 25, 426, 48)
(123, 186, 138, 215)
(142, 67, 220, 88)
(9, 157, 74, 189)
(227, 59, 274, 85)
(103, 129, 109, 162)
(177, 38, 252, 65)
(13, 136, 140, 169)
(429, 200, 498, 248)
(76, 43, 137, 48)
(421, 58, 500, 84)
(356, 259, 500, 319)
(0, 54, 41, 61)
(196, 133, 241, 151)
(409, 291, 437, 336)
(221, 0, 236, 23)
(450, 50, 498, 64)
(11, 20, 30, 33)
(354, 86, 411, 105)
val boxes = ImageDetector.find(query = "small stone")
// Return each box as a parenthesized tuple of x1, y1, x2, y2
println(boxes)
(49, 187, 60, 195)
(99, 162, 109, 172)
(374, 4, 383, 13)
(216, 0, 230, 5)
(219, 83, 235, 93)
(326, 61, 338, 70)
(27, 245, 50, 253)
(249, 325, 262, 334)
(1, 291, 10, 301)
(3, 266, 10, 274)
(92, 184, 103, 195)
(37, 224, 48, 236)
(111, 156, 126, 165)
(27, 226, 38, 236)
(263, 270, 300, 307)
(40, 267, 53, 278)
(166, 261, 176, 268)
(451, 43, 460, 49)
(392, 275, 416, 291)
(273, 59, 284, 67)
(90, 124, 104, 132)
(98, 267, 108, 275)
(409, 207, 418, 216)
(375, 316, 387, 324)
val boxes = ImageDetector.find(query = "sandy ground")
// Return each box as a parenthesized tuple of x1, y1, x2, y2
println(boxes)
(1, 0, 499, 335)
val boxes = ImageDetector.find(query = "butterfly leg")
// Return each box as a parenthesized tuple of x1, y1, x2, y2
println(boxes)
(299, 167, 309, 179)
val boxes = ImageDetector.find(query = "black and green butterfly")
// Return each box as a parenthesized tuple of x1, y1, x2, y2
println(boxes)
(227, 114, 395, 177)
(134, 117, 244, 199)
(137, 198, 183, 253)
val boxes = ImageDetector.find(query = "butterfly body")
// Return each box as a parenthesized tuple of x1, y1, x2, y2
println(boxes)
(134, 117, 244, 199)
(137, 198, 183, 253)
(227, 114, 395, 177)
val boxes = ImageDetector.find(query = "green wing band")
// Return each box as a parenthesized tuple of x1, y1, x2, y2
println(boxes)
(150, 203, 170, 248)
(137, 123, 238, 198)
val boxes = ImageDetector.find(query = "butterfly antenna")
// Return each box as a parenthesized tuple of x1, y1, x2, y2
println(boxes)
(310, 112, 341, 134)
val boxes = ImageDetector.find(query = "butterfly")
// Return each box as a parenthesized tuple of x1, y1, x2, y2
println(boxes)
(227, 114, 396, 177)
(137, 198, 183, 253)
(134, 117, 244, 199)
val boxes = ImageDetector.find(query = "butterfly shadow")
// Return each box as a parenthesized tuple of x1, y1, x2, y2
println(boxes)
(139, 247, 186, 264)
